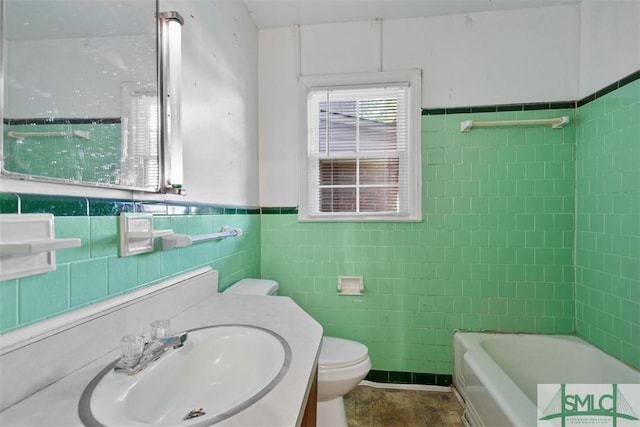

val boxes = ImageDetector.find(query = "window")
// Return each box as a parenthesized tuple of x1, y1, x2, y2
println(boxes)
(299, 71, 422, 221)
(120, 82, 160, 190)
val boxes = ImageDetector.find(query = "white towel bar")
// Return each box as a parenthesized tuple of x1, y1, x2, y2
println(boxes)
(162, 227, 243, 250)
(7, 130, 91, 140)
(460, 116, 569, 132)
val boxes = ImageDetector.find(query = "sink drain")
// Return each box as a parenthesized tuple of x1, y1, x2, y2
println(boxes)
(183, 408, 206, 421)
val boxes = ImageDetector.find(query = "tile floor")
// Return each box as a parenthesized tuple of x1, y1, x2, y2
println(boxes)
(344, 383, 465, 427)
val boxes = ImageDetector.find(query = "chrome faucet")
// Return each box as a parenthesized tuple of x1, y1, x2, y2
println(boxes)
(114, 331, 188, 375)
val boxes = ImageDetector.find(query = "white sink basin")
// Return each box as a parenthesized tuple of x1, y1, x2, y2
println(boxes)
(79, 324, 291, 426)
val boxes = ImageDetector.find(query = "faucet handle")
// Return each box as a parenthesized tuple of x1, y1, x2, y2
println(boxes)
(172, 331, 188, 349)
(120, 335, 145, 367)
(150, 319, 171, 341)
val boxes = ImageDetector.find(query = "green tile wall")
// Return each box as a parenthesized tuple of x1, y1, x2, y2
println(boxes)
(3, 123, 121, 184)
(261, 108, 576, 375)
(0, 198, 261, 333)
(575, 79, 640, 368)
(1, 75, 637, 378)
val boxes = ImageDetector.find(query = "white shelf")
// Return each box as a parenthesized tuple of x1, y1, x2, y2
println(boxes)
(0, 238, 81, 255)
(0, 214, 82, 281)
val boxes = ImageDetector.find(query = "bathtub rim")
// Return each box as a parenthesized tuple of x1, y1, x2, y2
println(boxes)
(454, 331, 543, 427)
(453, 331, 640, 427)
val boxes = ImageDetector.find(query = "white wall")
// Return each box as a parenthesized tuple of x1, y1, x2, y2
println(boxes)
(1, 0, 260, 207)
(579, 1, 640, 97)
(162, 0, 260, 206)
(257, 27, 301, 208)
(385, 6, 581, 108)
(258, 4, 582, 207)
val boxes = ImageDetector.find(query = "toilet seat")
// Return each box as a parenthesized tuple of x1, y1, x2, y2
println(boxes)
(319, 337, 369, 369)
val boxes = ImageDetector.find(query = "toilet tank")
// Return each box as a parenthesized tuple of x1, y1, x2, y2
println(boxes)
(223, 278, 279, 296)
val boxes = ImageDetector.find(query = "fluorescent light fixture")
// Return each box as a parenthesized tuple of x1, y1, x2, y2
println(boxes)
(159, 11, 185, 195)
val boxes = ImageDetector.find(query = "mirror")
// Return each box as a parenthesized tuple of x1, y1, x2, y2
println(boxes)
(1, 0, 161, 191)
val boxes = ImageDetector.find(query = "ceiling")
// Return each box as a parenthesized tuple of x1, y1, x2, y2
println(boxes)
(244, 0, 580, 29)
(4, 0, 582, 41)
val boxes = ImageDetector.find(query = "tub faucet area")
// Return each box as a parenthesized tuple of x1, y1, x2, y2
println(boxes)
(114, 331, 188, 375)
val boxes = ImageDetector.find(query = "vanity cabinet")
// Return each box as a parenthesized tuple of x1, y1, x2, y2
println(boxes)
(301, 366, 318, 427)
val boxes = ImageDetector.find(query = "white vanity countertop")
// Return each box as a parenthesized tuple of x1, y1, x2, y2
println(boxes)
(0, 294, 323, 427)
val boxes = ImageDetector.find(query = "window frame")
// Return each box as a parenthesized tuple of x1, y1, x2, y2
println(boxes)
(298, 70, 422, 222)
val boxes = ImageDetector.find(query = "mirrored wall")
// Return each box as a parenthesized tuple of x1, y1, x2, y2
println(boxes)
(1, 0, 161, 190)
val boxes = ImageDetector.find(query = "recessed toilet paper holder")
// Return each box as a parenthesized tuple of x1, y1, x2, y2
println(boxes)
(337, 276, 364, 295)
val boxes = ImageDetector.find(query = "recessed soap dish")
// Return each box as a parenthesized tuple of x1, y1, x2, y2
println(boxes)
(337, 276, 364, 295)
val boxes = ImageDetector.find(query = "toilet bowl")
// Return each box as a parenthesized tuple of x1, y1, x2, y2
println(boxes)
(224, 278, 371, 427)
(317, 336, 371, 427)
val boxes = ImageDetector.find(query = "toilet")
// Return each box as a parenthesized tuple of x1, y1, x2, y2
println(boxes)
(224, 278, 371, 427)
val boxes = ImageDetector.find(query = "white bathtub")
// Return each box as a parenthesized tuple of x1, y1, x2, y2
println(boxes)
(453, 332, 640, 427)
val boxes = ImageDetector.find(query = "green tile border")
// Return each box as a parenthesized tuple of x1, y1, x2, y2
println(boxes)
(88, 198, 136, 216)
(423, 70, 639, 115)
(0, 193, 262, 217)
(366, 370, 452, 387)
(20, 194, 88, 216)
(423, 101, 576, 115)
(261, 207, 298, 215)
(0, 193, 19, 214)
(577, 70, 640, 107)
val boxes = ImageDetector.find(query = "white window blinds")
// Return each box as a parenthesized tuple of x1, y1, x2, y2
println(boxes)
(306, 85, 413, 218)
(120, 83, 160, 190)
